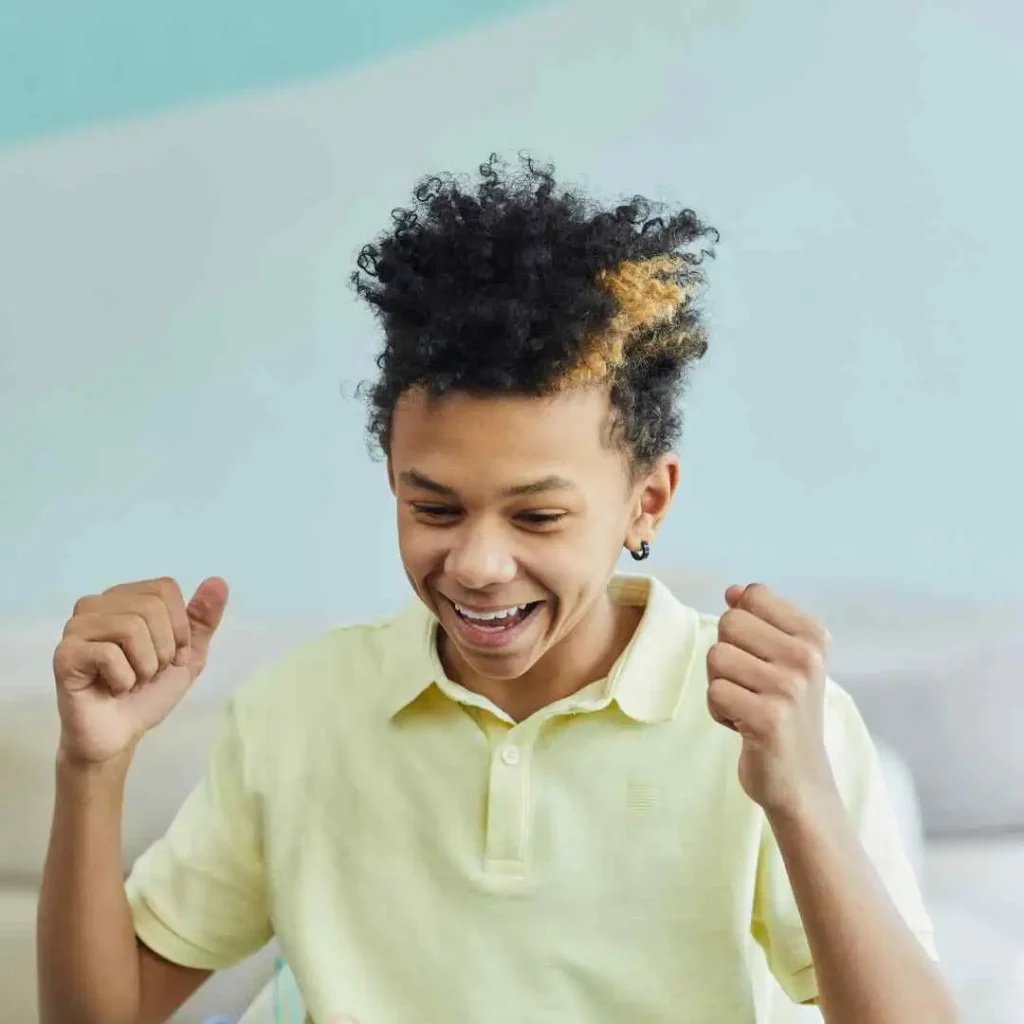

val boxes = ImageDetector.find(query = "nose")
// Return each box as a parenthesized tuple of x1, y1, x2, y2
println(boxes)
(444, 521, 517, 591)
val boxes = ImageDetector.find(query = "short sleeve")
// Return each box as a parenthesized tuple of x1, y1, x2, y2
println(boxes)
(125, 695, 273, 970)
(751, 682, 938, 1005)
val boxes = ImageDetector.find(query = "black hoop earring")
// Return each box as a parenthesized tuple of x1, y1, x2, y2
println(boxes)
(630, 540, 650, 562)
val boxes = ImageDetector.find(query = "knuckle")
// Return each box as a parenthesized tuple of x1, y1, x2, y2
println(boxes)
(98, 623, 137, 679)
(137, 594, 169, 629)
(119, 612, 148, 644)
(52, 639, 74, 675)
(122, 607, 145, 628)
(775, 673, 801, 701)
(156, 576, 183, 604)
(706, 642, 725, 675)
(792, 642, 823, 675)
(816, 625, 832, 653)
(706, 679, 736, 729)
(100, 645, 134, 689)
(125, 618, 159, 672)
(140, 598, 176, 654)
(718, 608, 740, 638)
(96, 640, 119, 666)
(72, 594, 97, 616)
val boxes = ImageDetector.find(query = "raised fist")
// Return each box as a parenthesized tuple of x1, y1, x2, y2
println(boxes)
(53, 576, 229, 764)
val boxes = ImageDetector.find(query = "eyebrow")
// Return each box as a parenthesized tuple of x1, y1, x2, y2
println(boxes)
(398, 470, 578, 499)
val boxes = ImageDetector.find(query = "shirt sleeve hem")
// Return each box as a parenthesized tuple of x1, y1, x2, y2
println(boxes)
(129, 891, 254, 972)
(778, 964, 819, 1005)
(778, 924, 939, 1006)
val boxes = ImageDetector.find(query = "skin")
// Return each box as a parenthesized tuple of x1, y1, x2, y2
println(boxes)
(387, 386, 677, 721)
(38, 385, 957, 1023)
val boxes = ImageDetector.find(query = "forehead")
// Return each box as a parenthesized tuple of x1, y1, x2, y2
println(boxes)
(389, 387, 622, 484)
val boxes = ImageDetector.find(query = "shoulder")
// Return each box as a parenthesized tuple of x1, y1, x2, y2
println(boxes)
(822, 678, 874, 753)
(226, 606, 421, 746)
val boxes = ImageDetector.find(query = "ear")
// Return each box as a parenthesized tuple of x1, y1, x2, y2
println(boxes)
(386, 456, 397, 496)
(626, 453, 679, 548)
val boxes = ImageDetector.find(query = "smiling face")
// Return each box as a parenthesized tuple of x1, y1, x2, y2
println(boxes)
(388, 386, 678, 698)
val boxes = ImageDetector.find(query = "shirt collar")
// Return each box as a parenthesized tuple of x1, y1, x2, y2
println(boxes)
(380, 573, 702, 724)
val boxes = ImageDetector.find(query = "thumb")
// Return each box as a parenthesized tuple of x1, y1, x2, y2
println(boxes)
(185, 576, 230, 661)
(724, 584, 748, 609)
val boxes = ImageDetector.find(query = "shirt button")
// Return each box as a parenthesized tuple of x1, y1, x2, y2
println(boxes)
(500, 745, 521, 766)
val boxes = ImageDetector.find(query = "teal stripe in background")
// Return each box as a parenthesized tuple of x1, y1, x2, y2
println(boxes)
(0, 0, 549, 147)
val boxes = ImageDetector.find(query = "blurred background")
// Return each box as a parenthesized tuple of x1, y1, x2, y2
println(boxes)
(1, 1, 1023, 1021)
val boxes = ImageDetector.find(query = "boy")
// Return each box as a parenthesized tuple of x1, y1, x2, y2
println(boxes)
(38, 155, 955, 1023)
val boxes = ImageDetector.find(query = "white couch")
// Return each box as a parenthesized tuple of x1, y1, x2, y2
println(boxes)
(3, 573, 1023, 1022)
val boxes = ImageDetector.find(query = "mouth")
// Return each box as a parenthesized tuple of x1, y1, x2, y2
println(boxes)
(442, 597, 544, 650)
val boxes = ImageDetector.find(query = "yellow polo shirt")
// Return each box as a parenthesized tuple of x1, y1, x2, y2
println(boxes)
(125, 574, 936, 1023)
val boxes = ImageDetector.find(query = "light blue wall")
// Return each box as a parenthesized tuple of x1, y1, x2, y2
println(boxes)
(0, 0, 547, 145)
(2, 0, 1022, 628)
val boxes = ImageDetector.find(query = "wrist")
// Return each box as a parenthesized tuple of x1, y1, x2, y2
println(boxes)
(764, 779, 846, 834)
(56, 744, 134, 784)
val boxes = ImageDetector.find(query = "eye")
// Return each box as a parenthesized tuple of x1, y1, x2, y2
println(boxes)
(410, 503, 460, 522)
(517, 511, 567, 527)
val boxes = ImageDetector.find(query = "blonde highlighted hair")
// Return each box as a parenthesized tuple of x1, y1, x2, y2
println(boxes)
(559, 255, 707, 388)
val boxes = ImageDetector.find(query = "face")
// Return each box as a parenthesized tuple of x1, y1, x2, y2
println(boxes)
(388, 387, 678, 685)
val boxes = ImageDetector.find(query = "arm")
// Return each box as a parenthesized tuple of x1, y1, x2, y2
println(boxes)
(39, 575, 232, 1024)
(37, 748, 210, 1024)
(706, 582, 957, 1024)
(768, 792, 957, 1024)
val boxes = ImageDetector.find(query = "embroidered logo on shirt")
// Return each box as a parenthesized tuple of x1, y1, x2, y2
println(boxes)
(626, 782, 660, 811)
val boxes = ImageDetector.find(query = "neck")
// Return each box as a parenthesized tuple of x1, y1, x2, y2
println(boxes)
(440, 590, 643, 722)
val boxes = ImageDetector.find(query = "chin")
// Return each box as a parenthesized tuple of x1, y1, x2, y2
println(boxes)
(456, 644, 540, 682)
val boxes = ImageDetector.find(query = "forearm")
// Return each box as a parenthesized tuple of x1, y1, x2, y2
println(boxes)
(768, 792, 957, 1024)
(37, 749, 142, 1024)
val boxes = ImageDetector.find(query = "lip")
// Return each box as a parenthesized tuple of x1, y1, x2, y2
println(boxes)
(440, 595, 544, 651)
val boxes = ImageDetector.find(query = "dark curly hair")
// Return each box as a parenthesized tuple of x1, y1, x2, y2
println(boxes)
(352, 153, 718, 470)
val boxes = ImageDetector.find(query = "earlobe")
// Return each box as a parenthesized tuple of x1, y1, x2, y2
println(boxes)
(624, 507, 654, 562)
(628, 539, 651, 561)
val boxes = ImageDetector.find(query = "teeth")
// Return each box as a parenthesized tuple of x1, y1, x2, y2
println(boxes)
(454, 602, 531, 621)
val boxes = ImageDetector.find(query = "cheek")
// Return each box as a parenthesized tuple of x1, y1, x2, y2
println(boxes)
(517, 538, 612, 603)
(396, 519, 445, 575)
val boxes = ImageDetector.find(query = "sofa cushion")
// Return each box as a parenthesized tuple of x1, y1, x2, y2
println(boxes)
(0, 698, 224, 882)
(930, 900, 1024, 1023)
(843, 648, 1024, 837)
(0, 888, 39, 1024)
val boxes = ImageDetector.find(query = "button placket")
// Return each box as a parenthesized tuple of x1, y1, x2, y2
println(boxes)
(483, 726, 536, 874)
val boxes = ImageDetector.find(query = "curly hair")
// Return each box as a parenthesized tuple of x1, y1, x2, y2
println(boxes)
(352, 153, 718, 470)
